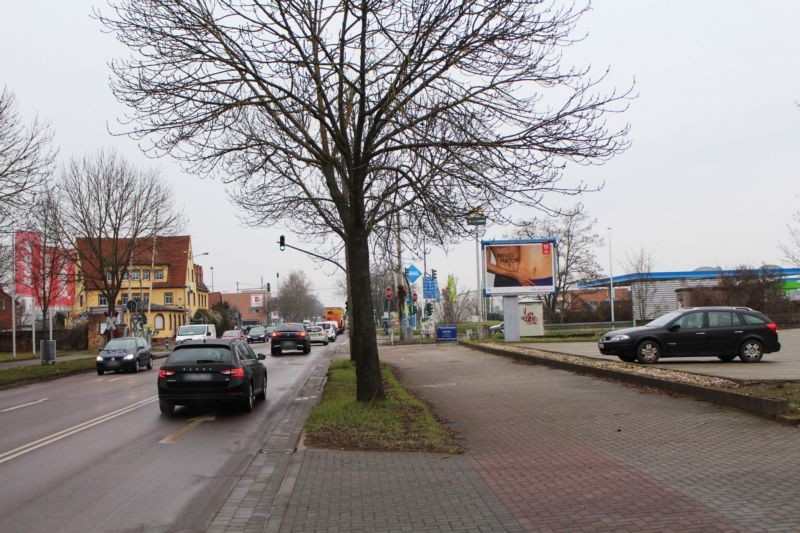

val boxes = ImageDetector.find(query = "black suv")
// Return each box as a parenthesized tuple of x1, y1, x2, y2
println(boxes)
(598, 307, 780, 364)
(157, 339, 268, 414)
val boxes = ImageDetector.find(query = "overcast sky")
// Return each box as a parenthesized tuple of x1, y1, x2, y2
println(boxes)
(1, 1, 798, 302)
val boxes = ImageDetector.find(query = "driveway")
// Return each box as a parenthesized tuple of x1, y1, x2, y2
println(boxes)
(515, 327, 800, 381)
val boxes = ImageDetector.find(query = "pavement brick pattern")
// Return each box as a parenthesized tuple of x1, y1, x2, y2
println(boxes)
(380, 344, 800, 532)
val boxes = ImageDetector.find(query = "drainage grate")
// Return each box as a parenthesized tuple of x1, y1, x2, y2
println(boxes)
(260, 447, 296, 454)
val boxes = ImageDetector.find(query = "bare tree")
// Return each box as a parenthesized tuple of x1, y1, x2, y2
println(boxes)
(0, 87, 55, 232)
(780, 209, 800, 267)
(513, 204, 603, 322)
(276, 271, 322, 321)
(624, 244, 658, 322)
(100, 1, 631, 400)
(58, 150, 183, 323)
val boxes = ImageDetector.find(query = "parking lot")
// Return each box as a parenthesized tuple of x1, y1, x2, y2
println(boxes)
(522, 327, 800, 381)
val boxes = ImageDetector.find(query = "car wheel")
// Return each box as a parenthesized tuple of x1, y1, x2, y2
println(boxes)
(303, 344, 310, 355)
(617, 355, 636, 363)
(739, 340, 764, 363)
(146, 357, 153, 370)
(324, 340, 329, 346)
(717, 355, 736, 362)
(159, 400, 175, 415)
(242, 382, 255, 412)
(257, 372, 267, 400)
(636, 340, 661, 364)
(131, 359, 139, 373)
(97, 368, 104, 376)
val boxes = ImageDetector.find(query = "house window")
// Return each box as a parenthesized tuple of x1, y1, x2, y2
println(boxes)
(106, 271, 113, 282)
(143, 293, 150, 304)
(154, 269, 164, 280)
(99, 294, 107, 306)
(142, 270, 151, 280)
(165, 292, 174, 305)
(155, 314, 164, 330)
(122, 272, 129, 281)
(130, 270, 140, 281)
(0, 299, 5, 310)
(122, 295, 129, 304)
(79, 295, 84, 307)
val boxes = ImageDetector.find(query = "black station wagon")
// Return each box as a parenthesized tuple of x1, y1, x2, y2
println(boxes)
(598, 307, 780, 364)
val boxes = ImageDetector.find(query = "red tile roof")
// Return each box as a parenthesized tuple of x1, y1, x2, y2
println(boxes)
(75, 235, 193, 290)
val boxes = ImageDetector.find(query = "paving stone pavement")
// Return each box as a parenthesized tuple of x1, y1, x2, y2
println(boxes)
(209, 342, 800, 532)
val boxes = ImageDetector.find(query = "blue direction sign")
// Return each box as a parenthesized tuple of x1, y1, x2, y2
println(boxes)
(405, 264, 422, 283)
(423, 275, 440, 301)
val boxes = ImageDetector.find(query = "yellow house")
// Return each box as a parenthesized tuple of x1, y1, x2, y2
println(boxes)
(71, 235, 210, 346)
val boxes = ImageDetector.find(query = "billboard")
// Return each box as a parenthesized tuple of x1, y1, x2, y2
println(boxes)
(483, 238, 557, 296)
(14, 231, 75, 307)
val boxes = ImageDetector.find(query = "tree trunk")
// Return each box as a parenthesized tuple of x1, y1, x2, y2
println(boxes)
(345, 224, 386, 402)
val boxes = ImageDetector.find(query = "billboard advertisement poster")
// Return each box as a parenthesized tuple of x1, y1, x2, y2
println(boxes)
(483, 238, 557, 296)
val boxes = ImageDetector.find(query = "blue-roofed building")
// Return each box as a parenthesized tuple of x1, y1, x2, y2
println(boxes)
(577, 267, 800, 321)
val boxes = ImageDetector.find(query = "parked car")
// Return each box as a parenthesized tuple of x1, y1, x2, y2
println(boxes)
(316, 322, 337, 342)
(489, 322, 504, 334)
(157, 339, 267, 415)
(246, 326, 268, 344)
(221, 329, 246, 342)
(598, 306, 781, 364)
(306, 325, 329, 346)
(271, 322, 311, 356)
(97, 336, 153, 375)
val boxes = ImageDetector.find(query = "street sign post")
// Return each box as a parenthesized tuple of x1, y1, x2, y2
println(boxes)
(385, 287, 393, 299)
(405, 264, 422, 283)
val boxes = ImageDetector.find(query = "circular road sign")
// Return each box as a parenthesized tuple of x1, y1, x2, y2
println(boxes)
(385, 287, 393, 299)
(412, 292, 418, 302)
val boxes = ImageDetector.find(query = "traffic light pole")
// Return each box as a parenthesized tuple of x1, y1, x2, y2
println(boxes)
(277, 237, 346, 273)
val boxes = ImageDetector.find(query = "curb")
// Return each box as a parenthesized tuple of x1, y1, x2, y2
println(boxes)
(461, 341, 794, 424)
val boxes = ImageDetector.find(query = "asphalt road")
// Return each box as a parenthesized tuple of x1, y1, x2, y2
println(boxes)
(0, 340, 335, 533)
(521, 327, 800, 381)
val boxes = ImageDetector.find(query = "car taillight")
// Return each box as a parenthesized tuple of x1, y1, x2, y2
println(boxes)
(159, 369, 176, 378)
(297, 331, 307, 337)
(767, 323, 778, 333)
(220, 368, 245, 378)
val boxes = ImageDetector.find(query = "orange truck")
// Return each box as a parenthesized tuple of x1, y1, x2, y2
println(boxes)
(324, 306, 345, 334)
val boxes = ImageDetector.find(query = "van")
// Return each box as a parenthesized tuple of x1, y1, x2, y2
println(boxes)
(175, 324, 217, 344)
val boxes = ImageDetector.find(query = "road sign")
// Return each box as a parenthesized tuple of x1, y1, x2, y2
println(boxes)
(385, 287, 393, 299)
(466, 217, 486, 226)
(126, 299, 137, 312)
(406, 264, 422, 283)
(412, 292, 418, 302)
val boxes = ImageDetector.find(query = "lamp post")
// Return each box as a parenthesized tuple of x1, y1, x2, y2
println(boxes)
(608, 227, 615, 325)
(210, 266, 214, 292)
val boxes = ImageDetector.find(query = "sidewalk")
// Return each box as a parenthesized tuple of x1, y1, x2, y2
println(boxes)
(227, 342, 800, 532)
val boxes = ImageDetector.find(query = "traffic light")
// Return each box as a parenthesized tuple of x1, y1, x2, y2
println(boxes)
(425, 302, 433, 315)
(267, 283, 271, 292)
(279, 235, 285, 251)
(431, 269, 437, 280)
(345, 300, 349, 313)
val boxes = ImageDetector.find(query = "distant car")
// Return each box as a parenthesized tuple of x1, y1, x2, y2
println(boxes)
(96, 336, 153, 375)
(157, 339, 267, 415)
(271, 322, 311, 356)
(246, 326, 268, 344)
(306, 325, 329, 345)
(489, 322, 504, 334)
(266, 326, 276, 339)
(598, 306, 781, 364)
(316, 322, 337, 342)
(221, 329, 247, 342)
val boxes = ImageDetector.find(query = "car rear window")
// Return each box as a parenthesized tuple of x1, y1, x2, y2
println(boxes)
(307, 326, 322, 332)
(167, 346, 233, 364)
(277, 323, 304, 332)
(739, 313, 766, 325)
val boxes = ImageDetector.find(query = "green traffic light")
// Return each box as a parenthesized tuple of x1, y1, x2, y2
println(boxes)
(279, 235, 285, 251)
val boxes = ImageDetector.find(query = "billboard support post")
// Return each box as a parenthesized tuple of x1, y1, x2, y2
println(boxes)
(503, 296, 520, 342)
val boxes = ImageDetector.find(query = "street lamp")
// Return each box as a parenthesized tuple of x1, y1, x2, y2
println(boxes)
(608, 227, 615, 325)
(193, 252, 209, 259)
(210, 266, 214, 292)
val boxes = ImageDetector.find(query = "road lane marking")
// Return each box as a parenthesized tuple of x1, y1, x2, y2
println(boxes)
(1, 398, 49, 412)
(159, 416, 216, 444)
(0, 396, 157, 465)
(108, 377, 124, 383)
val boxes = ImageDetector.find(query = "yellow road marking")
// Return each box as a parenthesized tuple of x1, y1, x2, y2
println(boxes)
(159, 416, 216, 444)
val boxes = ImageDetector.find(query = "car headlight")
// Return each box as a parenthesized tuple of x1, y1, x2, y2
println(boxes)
(96, 356, 104, 362)
(124, 353, 135, 361)
(609, 334, 630, 342)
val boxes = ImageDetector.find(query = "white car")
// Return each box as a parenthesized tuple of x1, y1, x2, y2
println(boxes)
(306, 325, 329, 345)
(316, 322, 337, 341)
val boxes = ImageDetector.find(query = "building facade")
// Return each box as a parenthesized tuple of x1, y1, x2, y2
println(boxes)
(71, 235, 209, 346)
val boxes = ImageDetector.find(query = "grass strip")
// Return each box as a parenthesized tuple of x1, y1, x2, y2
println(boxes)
(304, 359, 463, 454)
(0, 358, 97, 387)
(0, 350, 95, 363)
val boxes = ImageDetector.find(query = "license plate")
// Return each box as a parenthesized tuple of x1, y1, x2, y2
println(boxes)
(281, 341, 296, 349)
(183, 374, 213, 381)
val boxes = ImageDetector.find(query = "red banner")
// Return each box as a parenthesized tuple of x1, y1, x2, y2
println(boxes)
(14, 231, 75, 307)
